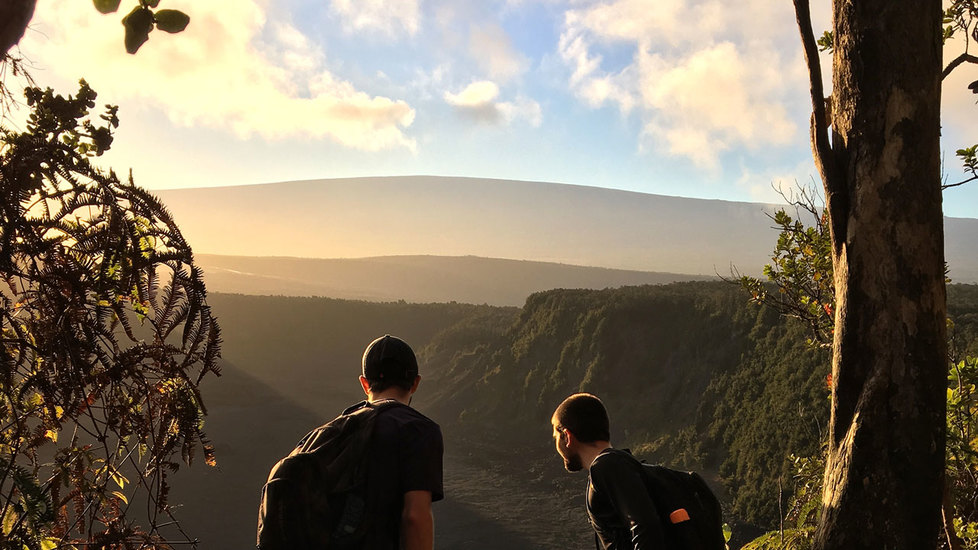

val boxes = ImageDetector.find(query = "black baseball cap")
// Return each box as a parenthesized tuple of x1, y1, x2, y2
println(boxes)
(362, 335, 419, 382)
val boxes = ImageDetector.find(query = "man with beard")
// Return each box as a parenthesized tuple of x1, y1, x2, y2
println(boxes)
(551, 393, 665, 549)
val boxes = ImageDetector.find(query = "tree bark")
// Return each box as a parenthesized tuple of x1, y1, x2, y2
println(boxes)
(0, 0, 36, 57)
(814, 1, 948, 548)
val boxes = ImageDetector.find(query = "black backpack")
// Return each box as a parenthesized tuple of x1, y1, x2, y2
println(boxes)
(256, 400, 400, 550)
(638, 460, 726, 550)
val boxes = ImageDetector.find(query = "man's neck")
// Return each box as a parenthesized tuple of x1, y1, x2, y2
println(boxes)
(367, 390, 411, 405)
(582, 442, 613, 471)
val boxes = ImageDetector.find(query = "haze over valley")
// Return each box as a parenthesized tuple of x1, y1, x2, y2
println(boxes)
(191, 254, 714, 305)
(158, 176, 978, 303)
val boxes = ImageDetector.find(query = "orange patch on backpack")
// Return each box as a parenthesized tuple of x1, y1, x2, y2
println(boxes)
(669, 508, 691, 523)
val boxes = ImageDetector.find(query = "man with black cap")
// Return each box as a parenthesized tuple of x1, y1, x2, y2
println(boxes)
(353, 334, 444, 549)
(257, 334, 442, 550)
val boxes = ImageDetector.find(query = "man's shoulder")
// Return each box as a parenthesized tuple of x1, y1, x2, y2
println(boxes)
(590, 448, 641, 476)
(342, 400, 436, 421)
(372, 402, 441, 431)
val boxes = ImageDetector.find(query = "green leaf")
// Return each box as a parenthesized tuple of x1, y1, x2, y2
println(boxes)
(2, 507, 17, 535)
(93, 0, 122, 14)
(122, 6, 154, 54)
(154, 9, 190, 33)
(110, 469, 128, 489)
(944, 25, 956, 43)
(816, 30, 834, 52)
(144, 0, 161, 7)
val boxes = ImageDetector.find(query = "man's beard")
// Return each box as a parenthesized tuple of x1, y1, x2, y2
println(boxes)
(563, 452, 584, 472)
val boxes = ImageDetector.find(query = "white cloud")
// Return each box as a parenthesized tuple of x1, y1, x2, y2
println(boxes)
(23, 0, 416, 152)
(468, 24, 529, 82)
(330, 0, 421, 37)
(559, 0, 806, 168)
(445, 80, 501, 107)
(637, 42, 796, 169)
(503, 96, 543, 127)
(737, 160, 821, 204)
(444, 81, 542, 127)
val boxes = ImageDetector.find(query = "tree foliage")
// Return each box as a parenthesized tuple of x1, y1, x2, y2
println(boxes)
(0, 80, 220, 549)
(948, 355, 978, 548)
(90, 0, 191, 55)
(738, 187, 833, 348)
(113, 1, 191, 55)
(0, 1, 190, 60)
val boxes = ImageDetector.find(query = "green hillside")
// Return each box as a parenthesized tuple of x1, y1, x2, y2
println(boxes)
(422, 282, 978, 544)
(421, 282, 832, 539)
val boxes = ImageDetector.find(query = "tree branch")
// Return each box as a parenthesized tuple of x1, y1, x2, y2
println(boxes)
(793, 0, 834, 185)
(943, 53, 978, 80)
(942, 174, 978, 189)
(792, 0, 847, 255)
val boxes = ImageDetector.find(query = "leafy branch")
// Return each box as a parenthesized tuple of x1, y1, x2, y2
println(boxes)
(736, 183, 834, 348)
(1, 80, 220, 549)
(945, 145, 978, 190)
(92, 0, 191, 54)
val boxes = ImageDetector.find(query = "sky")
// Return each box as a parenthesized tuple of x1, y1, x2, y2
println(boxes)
(11, 0, 978, 218)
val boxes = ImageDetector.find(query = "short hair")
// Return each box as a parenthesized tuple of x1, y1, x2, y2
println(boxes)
(366, 378, 413, 393)
(553, 393, 610, 443)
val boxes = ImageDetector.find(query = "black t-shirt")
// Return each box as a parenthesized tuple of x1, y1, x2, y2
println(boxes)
(587, 448, 666, 550)
(351, 400, 443, 549)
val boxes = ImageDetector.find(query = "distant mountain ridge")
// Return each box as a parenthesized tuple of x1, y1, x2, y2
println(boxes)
(156, 176, 978, 283)
(193, 254, 714, 305)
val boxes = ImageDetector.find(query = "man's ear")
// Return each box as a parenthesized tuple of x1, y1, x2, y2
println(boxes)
(409, 375, 421, 394)
(562, 427, 576, 447)
(359, 375, 371, 396)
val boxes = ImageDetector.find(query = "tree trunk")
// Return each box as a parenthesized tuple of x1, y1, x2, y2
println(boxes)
(814, 1, 947, 548)
(0, 0, 36, 57)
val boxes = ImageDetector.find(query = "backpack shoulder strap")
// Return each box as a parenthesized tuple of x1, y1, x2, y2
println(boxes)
(292, 400, 403, 455)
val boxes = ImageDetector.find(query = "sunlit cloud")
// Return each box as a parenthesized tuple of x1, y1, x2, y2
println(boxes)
(330, 0, 421, 37)
(469, 23, 529, 82)
(444, 80, 542, 127)
(23, 0, 417, 152)
(637, 42, 796, 170)
(445, 80, 501, 107)
(559, 0, 805, 169)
